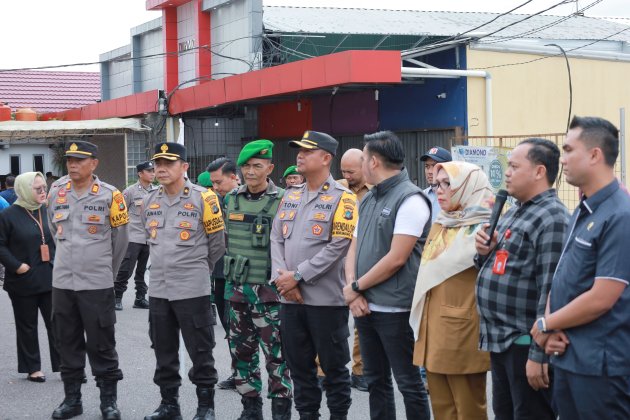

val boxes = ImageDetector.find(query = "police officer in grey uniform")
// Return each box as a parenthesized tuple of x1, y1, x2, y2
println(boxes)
(114, 161, 156, 310)
(143, 142, 225, 420)
(271, 131, 358, 420)
(48, 141, 129, 420)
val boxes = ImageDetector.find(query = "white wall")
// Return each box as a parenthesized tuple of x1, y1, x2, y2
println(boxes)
(0, 144, 56, 176)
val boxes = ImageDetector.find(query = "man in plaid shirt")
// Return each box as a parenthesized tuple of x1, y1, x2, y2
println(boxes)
(475, 138, 569, 419)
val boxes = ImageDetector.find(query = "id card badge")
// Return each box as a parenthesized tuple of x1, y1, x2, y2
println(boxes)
(40, 244, 50, 262)
(492, 249, 509, 275)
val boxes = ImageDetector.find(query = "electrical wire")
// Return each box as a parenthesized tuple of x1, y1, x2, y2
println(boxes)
(469, 26, 630, 71)
(479, 0, 604, 45)
(0, 35, 264, 73)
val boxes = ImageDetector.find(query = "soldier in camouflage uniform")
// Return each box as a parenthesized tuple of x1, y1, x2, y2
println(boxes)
(224, 140, 292, 420)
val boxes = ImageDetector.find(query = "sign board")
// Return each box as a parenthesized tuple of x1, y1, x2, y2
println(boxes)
(450, 146, 512, 192)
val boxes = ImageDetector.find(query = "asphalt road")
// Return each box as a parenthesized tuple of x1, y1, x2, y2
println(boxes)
(0, 281, 495, 419)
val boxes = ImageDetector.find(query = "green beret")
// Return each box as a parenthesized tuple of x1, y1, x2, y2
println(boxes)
(237, 139, 274, 167)
(283, 165, 299, 178)
(197, 171, 213, 188)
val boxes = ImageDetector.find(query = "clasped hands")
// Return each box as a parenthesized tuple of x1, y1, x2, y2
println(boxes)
(342, 280, 370, 318)
(274, 269, 304, 304)
(530, 321, 571, 357)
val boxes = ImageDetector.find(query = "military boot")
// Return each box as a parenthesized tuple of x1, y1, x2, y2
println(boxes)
(144, 387, 182, 420)
(271, 397, 292, 420)
(237, 396, 263, 420)
(192, 387, 216, 420)
(97, 380, 121, 420)
(52, 381, 83, 419)
(114, 297, 123, 311)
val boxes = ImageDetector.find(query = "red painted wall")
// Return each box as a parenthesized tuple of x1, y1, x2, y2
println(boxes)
(258, 100, 312, 139)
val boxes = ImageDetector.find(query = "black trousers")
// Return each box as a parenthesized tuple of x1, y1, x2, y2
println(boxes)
(279, 304, 352, 416)
(52, 287, 122, 382)
(149, 295, 217, 389)
(8, 291, 60, 374)
(355, 311, 430, 420)
(491, 344, 556, 420)
(114, 242, 149, 299)
(554, 366, 630, 420)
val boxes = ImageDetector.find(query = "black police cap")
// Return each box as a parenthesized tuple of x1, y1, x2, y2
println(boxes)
(65, 141, 98, 159)
(136, 161, 154, 172)
(152, 142, 187, 161)
(289, 131, 338, 156)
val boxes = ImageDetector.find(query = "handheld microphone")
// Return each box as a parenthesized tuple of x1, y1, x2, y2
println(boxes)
(485, 189, 508, 246)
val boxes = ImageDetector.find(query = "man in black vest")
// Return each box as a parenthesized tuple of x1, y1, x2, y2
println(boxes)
(343, 131, 431, 419)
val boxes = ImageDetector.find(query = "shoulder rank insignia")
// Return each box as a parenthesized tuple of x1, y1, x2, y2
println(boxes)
(91, 184, 100, 194)
(322, 182, 330, 191)
(183, 187, 190, 196)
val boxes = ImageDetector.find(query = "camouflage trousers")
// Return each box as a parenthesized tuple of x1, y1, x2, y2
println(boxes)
(228, 301, 292, 398)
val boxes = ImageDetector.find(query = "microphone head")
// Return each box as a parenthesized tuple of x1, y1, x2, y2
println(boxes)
(495, 189, 508, 204)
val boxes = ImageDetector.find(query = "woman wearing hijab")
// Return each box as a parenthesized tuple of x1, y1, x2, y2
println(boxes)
(0, 171, 59, 382)
(410, 161, 493, 420)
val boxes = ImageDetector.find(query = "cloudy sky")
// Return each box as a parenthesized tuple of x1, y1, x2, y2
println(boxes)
(0, 0, 626, 72)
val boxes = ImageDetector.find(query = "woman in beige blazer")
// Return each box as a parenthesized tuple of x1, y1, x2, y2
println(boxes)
(410, 161, 493, 420)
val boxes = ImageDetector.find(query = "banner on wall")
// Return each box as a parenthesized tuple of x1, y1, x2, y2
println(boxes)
(450, 145, 512, 193)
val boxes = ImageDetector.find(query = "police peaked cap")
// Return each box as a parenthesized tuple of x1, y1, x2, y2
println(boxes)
(152, 142, 187, 161)
(289, 131, 338, 156)
(65, 141, 98, 159)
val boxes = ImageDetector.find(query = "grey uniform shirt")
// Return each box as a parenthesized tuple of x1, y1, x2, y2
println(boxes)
(142, 179, 226, 301)
(48, 175, 129, 291)
(270, 175, 357, 306)
(123, 181, 156, 244)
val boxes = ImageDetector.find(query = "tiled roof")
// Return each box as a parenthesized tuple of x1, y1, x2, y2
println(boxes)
(0, 71, 101, 114)
(262, 6, 630, 42)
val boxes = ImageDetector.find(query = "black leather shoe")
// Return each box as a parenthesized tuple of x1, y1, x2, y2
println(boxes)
(133, 297, 149, 309)
(114, 298, 123, 311)
(145, 387, 182, 420)
(52, 381, 83, 419)
(351, 374, 368, 392)
(217, 375, 236, 390)
(299, 412, 320, 420)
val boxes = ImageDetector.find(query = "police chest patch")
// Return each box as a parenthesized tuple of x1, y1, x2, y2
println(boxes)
(149, 203, 160, 209)
(312, 224, 323, 236)
(229, 213, 245, 221)
(150, 228, 157, 239)
(320, 195, 334, 202)
(88, 226, 98, 234)
(282, 223, 288, 236)
(184, 203, 195, 210)
(180, 230, 190, 241)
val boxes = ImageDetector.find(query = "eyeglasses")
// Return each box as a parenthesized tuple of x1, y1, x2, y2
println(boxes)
(436, 180, 451, 191)
(33, 186, 47, 194)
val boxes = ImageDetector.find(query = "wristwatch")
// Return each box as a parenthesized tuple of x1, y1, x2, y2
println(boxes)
(536, 317, 548, 333)
(293, 271, 303, 282)
(351, 280, 361, 292)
